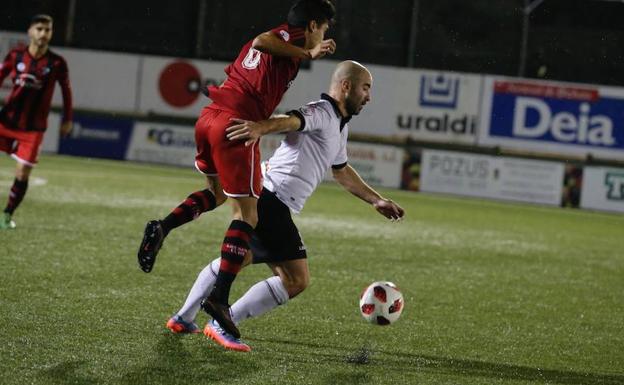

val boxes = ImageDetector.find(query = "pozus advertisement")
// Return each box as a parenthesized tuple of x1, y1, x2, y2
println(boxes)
(479, 77, 624, 160)
(420, 149, 564, 206)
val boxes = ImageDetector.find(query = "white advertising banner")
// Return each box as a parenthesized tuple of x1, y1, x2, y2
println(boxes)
(0, 32, 29, 100)
(138, 57, 229, 118)
(580, 167, 624, 213)
(40, 112, 61, 154)
(52, 48, 140, 113)
(137, 55, 481, 143)
(126, 121, 196, 167)
(0, 32, 140, 114)
(261, 134, 403, 188)
(420, 149, 564, 206)
(479, 76, 624, 161)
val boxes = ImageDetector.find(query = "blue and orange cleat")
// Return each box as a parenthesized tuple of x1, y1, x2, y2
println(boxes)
(204, 319, 251, 352)
(166, 315, 201, 334)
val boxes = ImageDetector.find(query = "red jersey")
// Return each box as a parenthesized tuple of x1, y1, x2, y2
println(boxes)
(0, 47, 73, 131)
(205, 23, 305, 121)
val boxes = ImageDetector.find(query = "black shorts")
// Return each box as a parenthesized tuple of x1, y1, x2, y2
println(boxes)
(251, 188, 307, 264)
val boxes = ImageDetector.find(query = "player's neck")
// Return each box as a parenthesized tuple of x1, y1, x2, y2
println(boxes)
(28, 44, 48, 59)
(328, 91, 348, 117)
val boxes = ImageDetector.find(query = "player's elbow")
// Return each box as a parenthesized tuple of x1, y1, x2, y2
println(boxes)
(252, 33, 272, 52)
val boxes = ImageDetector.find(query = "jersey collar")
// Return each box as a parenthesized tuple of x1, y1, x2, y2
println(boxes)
(321, 93, 351, 131)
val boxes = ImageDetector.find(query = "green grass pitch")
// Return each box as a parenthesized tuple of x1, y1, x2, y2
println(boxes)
(0, 154, 622, 385)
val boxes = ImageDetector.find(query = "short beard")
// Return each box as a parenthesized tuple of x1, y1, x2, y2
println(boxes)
(345, 96, 360, 116)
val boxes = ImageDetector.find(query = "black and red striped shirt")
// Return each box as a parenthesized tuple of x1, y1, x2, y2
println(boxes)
(0, 47, 72, 131)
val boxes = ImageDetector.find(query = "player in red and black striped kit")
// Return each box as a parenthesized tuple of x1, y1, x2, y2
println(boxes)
(137, 0, 336, 341)
(0, 14, 73, 229)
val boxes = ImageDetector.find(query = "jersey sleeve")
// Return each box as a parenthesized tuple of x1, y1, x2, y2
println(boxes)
(0, 51, 14, 86)
(287, 101, 332, 133)
(332, 126, 349, 168)
(57, 57, 73, 123)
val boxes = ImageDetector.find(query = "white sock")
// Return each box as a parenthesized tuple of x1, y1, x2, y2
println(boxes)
(230, 275, 289, 325)
(176, 258, 220, 322)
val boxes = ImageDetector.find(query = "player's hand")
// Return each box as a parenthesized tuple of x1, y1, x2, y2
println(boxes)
(226, 118, 263, 146)
(373, 198, 404, 221)
(308, 39, 336, 60)
(60, 121, 73, 138)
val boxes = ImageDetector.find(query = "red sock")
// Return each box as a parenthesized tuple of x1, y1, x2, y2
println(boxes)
(212, 220, 254, 304)
(161, 189, 216, 233)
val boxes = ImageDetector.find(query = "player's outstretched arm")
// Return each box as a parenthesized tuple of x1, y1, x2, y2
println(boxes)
(332, 164, 404, 221)
(253, 32, 335, 60)
(226, 115, 302, 146)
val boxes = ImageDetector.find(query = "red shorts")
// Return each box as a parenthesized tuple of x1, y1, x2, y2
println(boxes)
(195, 107, 262, 198)
(0, 122, 44, 167)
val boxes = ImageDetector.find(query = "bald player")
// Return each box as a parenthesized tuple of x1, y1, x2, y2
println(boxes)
(167, 60, 405, 352)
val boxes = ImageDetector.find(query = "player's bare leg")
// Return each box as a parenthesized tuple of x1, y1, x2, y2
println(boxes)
(2, 161, 32, 229)
(137, 175, 227, 272)
(201, 196, 257, 338)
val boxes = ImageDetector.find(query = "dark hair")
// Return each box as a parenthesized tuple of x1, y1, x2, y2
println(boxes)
(287, 0, 336, 27)
(30, 14, 53, 26)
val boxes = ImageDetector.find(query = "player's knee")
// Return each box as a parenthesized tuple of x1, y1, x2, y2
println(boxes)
(15, 166, 32, 181)
(214, 190, 227, 206)
(283, 274, 309, 298)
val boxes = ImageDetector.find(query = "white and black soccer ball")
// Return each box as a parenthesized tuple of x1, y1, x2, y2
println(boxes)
(359, 281, 404, 325)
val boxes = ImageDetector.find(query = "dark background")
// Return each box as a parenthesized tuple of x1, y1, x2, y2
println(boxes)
(2, 0, 623, 86)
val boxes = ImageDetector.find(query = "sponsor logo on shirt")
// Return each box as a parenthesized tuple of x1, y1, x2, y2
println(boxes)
(15, 73, 42, 89)
(279, 30, 290, 41)
(300, 104, 317, 116)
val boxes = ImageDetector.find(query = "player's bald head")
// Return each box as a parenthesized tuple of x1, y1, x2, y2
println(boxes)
(330, 60, 371, 86)
(328, 60, 373, 117)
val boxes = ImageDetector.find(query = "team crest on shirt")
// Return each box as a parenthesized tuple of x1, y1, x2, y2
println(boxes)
(16, 62, 26, 72)
(279, 30, 290, 41)
(300, 104, 317, 116)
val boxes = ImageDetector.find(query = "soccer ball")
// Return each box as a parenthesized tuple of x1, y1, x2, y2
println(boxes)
(359, 281, 404, 325)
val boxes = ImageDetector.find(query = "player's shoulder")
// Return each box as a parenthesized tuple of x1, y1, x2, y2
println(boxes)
(47, 49, 65, 61)
(5, 46, 27, 57)
(300, 99, 335, 118)
(47, 49, 68, 67)
(270, 23, 306, 44)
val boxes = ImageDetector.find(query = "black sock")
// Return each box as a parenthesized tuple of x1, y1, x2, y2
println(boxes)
(4, 178, 28, 215)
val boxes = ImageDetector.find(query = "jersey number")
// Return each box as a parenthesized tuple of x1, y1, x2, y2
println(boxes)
(242, 48, 262, 69)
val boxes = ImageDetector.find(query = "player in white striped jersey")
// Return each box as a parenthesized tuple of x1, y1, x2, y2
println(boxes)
(168, 61, 404, 351)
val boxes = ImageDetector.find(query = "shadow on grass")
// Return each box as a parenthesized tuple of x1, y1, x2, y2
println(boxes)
(40, 361, 100, 385)
(250, 337, 624, 385)
(119, 332, 258, 385)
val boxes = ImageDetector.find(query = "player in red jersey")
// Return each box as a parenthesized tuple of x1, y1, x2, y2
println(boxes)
(137, 0, 336, 338)
(0, 14, 73, 229)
